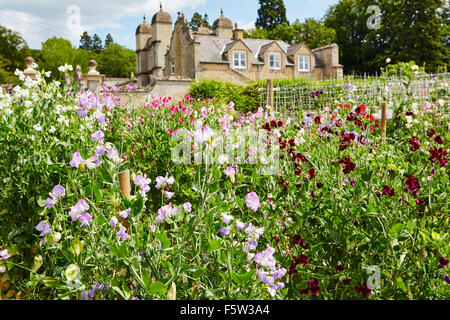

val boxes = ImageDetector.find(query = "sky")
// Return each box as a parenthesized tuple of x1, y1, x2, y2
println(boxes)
(0, 0, 339, 50)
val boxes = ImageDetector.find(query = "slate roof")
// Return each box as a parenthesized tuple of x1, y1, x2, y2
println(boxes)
(197, 36, 295, 65)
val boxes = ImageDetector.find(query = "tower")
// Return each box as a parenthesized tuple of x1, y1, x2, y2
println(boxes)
(150, 3, 173, 77)
(212, 9, 233, 39)
(135, 15, 152, 86)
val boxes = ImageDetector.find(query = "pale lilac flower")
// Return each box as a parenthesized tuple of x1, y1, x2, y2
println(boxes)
(45, 185, 66, 208)
(97, 114, 106, 124)
(155, 172, 175, 190)
(165, 192, 175, 199)
(110, 217, 118, 227)
(77, 108, 87, 118)
(79, 213, 93, 227)
(96, 146, 106, 157)
(236, 221, 246, 230)
(69, 199, 89, 222)
(134, 174, 151, 197)
(116, 224, 130, 241)
(222, 213, 233, 225)
(183, 202, 192, 213)
(224, 167, 236, 176)
(85, 155, 100, 169)
(254, 244, 276, 270)
(69, 152, 85, 168)
(36, 221, 51, 237)
(245, 192, 261, 212)
(119, 208, 131, 219)
(107, 148, 119, 160)
(0, 249, 11, 261)
(220, 227, 231, 235)
(155, 203, 178, 223)
(91, 130, 104, 144)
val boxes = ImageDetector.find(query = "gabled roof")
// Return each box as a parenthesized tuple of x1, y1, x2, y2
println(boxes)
(258, 41, 285, 57)
(223, 39, 252, 55)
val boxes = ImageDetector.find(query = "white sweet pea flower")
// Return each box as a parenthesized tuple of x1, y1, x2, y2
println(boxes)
(33, 124, 43, 131)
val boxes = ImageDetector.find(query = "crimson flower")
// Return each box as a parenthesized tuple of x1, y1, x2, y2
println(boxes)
(429, 147, 448, 167)
(438, 257, 449, 269)
(427, 129, 436, 137)
(415, 199, 425, 206)
(300, 279, 320, 298)
(336, 265, 344, 272)
(382, 185, 396, 197)
(405, 174, 420, 196)
(308, 168, 316, 179)
(294, 254, 310, 265)
(355, 282, 371, 297)
(435, 135, 444, 145)
(343, 278, 351, 285)
(409, 137, 420, 151)
(338, 156, 356, 174)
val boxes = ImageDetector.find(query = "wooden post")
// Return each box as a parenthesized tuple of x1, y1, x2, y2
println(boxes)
(118, 169, 131, 200)
(381, 102, 387, 139)
(267, 79, 274, 115)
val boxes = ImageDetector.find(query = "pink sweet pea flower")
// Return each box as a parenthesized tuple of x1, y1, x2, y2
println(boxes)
(70, 152, 85, 168)
(245, 192, 261, 212)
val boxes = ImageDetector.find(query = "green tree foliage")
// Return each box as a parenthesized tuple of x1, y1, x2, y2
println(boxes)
(91, 34, 103, 54)
(104, 33, 114, 49)
(245, 19, 336, 48)
(0, 25, 30, 84)
(79, 31, 92, 50)
(190, 12, 211, 31)
(255, 0, 288, 31)
(325, 0, 449, 73)
(97, 43, 136, 78)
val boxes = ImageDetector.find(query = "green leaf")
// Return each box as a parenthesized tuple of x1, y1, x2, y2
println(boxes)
(396, 278, 407, 293)
(390, 223, 404, 236)
(93, 183, 102, 202)
(149, 281, 168, 296)
(231, 270, 256, 285)
(192, 268, 207, 279)
(132, 197, 144, 214)
(208, 239, 221, 252)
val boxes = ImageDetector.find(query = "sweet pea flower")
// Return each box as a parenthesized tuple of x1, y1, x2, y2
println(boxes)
(116, 224, 130, 241)
(79, 213, 93, 227)
(36, 221, 52, 237)
(69, 199, 90, 222)
(245, 192, 261, 212)
(69, 152, 85, 168)
(220, 227, 231, 236)
(183, 202, 192, 213)
(91, 130, 104, 144)
(45, 185, 66, 208)
(119, 208, 131, 219)
(155, 172, 175, 190)
(222, 213, 233, 225)
(110, 217, 118, 227)
(0, 249, 11, 261)
(236, 221, 247, 230)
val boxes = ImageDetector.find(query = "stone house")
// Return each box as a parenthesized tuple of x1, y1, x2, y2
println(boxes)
(136, 6, 343, 87)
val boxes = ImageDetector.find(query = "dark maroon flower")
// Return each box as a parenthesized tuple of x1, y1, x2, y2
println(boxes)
(299, 288, 308, 295)
(338, 156, 356, 174)
(396, 114, 401, 120)
(409, 137, 420, 151)
(293, 235, 309, 249)
(294, 254, 310, 265)
(277, 120, 283, 127)
(270, 120, 277, 128)
(445, 275, 450, 284)
(376, 190, 382, 198)
(439, 257, 449, 268)
(307, 279, 320, 298)
(382, 185, 396, 197)
(273, 236, 280, 244)
(316, 182, 324, 189)
(388, 169, 395, 175)
(350, 179, 356, 187)
(427, 129, 436, 137)
(336, 265, 344, 272)
(355, 282, 371, 297)
(405, 111, 414, 116)
(429, 147, 448, 167)
(295, 183, 302, 188)
(308, 168, 316, 180)
(415, 199, 425, 206)
(343, 278, 351, 285)
(311, 190, 316, 199)
(314, 116, 321, 124)
(435, 135, 444, 145)
(405, 174, 421, 196)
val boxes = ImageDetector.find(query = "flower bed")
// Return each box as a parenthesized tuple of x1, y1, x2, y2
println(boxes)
(0, 68, 448, 300)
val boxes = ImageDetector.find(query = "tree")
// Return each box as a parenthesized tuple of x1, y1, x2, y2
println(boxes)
(91, 34, 103, 54)
(79, 31, 92, 50)
(0, 25, 30, 84)
(291, 19, 336, 48)
(190, 12, 211, 31)
(104, 33, 114, 48)
(97, 43, 136, 78)
(255, 0, 288, 31)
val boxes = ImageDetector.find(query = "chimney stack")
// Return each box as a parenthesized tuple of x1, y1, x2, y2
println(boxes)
(232, 23, 244, 40)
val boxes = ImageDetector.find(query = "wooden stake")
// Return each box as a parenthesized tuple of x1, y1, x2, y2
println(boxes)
(118, 169, 131, 200)
(381, 102, 387, 138)
(267, 79, 274, 115)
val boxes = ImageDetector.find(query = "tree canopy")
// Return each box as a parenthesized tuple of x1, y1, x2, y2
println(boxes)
(190, 12, 211, 32)
(255, 0, 288, 31)
(0, 25, 30, 84)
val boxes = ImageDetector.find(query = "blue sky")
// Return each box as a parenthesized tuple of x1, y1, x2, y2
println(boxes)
(0, 0, 339, 50)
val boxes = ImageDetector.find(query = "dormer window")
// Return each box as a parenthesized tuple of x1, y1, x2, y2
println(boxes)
(233, 51, 247, 69)
(298, 55, 310, 72)
(269, 53, 281, 69)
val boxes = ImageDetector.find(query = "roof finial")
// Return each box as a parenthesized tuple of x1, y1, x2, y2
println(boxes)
(160, 2, 163, 10)
(221, 8, 224, 16)
(143, 14, 146, 22)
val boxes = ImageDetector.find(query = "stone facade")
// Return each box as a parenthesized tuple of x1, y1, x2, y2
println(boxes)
(136, 8, 344, 87)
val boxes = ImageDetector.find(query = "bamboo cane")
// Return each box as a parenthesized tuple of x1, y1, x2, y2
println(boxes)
(118, 169, 131, 200)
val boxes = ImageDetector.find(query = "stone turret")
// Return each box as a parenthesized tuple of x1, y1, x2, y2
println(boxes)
(151, 3, 173, 77)
(212, 9, 233, 39)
